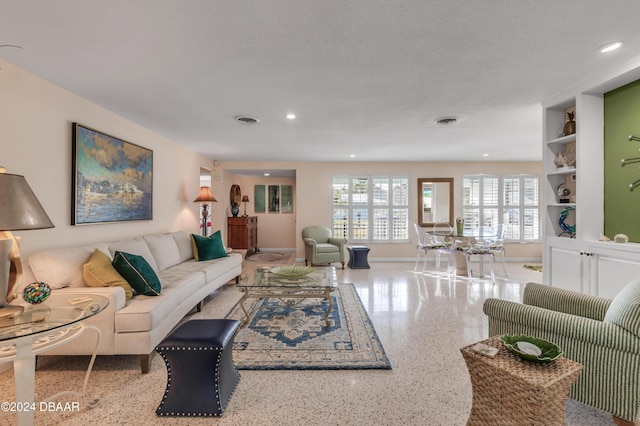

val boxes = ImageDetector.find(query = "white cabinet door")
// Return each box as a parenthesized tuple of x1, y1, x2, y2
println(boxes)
(546, 239, 587, 293)
(591, 246, 640, 299)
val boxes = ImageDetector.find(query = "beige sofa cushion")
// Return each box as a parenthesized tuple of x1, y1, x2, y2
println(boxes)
(144, 234, 181, 272)
(29, 243, 112, 289)
(171, 231, 194, 263)
(114, 270, 205, 333)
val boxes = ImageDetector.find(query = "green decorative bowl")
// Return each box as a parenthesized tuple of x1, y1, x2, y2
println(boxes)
(500, 334, 563, 363)
(269, 265, 313, 278)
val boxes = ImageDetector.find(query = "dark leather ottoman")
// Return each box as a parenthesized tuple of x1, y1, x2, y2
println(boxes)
(155, 319, 241, 417)
(347, 245, 371, 269)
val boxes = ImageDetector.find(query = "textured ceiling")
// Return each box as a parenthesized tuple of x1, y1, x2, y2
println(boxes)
(2, 1, 640, 162)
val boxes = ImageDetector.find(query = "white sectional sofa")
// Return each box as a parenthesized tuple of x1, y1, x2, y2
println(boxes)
(27, 231, 242, 373)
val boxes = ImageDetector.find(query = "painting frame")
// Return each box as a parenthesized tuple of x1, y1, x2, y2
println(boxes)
(268, 185, 280, 213)
(72, 123, 153, 225)
(281, 185, 293, 213)
(254, 185, 266, 213)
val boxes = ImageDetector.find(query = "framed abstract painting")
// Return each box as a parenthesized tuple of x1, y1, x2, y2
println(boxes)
(72, 123, 153, 225)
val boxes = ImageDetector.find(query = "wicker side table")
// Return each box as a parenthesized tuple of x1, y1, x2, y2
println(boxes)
(460, 335, 583, 426)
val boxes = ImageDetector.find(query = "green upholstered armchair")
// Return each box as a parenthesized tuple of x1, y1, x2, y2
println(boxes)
(302, 226, 347, 269)
(483, 279, 640, 424)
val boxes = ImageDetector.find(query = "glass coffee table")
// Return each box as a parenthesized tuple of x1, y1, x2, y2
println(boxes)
(0, 294, 108, 426)
(237, 266, 337, 326)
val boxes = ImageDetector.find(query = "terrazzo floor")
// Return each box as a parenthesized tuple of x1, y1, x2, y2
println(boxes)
(0, 260, 618, 425)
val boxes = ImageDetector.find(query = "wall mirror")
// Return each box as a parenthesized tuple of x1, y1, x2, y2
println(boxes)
(417, 178, 453, 227)
(230, 184, 241, 206)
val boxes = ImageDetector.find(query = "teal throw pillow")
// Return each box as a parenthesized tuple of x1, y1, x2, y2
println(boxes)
(190, 231, 228, 261)
(112, 251, 162, 296)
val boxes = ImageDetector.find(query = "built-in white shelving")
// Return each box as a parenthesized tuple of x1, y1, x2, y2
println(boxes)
(541, 62, 640, 298)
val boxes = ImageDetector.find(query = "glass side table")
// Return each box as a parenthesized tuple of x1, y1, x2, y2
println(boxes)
(0, 294, 108, 426)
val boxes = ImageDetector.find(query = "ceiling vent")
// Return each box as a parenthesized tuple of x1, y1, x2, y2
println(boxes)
(435, 116, 457, 125)
(234, 115, 260, 125)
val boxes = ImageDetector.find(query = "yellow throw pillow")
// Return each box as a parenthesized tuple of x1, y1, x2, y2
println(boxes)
(83, 249, 134, 299)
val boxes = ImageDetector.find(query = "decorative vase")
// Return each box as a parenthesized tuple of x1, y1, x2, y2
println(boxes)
(23, 282, 51, 304)
(563, 111, 576, 136)
(563, 120, 576, 136)
(231, 204, 239, 217)
(456, 220, 464, 236)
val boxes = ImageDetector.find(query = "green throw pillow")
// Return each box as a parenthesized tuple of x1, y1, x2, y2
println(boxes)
(603, 276, 640, 337)
(191, 231, 228, 261)
(112, 251, 161, 296)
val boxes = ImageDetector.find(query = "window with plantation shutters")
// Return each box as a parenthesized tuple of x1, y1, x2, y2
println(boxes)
(331, 175, 410, 242)
(462, 174, 540, 242)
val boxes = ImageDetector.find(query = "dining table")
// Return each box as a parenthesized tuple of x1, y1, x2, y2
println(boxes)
(431, 229, 497, 277)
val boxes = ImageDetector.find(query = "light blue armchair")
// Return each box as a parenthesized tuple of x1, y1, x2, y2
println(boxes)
(302, 226, 346, 269)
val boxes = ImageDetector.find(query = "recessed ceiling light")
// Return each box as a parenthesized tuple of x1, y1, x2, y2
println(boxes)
(349, 154, 355, 158)
(435, 116, 457, 125)
(286, 113, 296, 119)
(483, 153, 489, 157)
(264, 173, 270, 176)
(599, 41, 623, 53)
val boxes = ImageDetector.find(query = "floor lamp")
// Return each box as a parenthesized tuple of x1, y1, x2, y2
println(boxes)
(0, 171, 54, 318)
(193, 186, 217, 236)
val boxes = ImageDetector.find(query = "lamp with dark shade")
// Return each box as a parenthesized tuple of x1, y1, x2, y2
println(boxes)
(193, 186, 217, 236)
(0, 171, 54, 318)
(241, 195, 249, 217)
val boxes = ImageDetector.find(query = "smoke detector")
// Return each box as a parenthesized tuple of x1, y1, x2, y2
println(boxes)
(234, 115, 261, 125)
(435, 116, 457, 125)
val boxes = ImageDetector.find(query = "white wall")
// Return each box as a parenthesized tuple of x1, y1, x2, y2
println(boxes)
(222, 161, 543, 261)
(1, 60, 213, 281)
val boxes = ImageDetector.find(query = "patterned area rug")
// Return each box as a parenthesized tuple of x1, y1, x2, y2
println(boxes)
(225, 283, 391, 370)
(524, 264, 543, 272)
(245, 251, 294, 263)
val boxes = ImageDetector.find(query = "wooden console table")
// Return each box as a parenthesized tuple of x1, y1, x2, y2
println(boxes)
(228, 216, 258, 254)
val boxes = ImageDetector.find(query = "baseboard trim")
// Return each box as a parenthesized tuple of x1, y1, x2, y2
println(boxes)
(365, 257, 542, 263)
(295, 257, 542, 263)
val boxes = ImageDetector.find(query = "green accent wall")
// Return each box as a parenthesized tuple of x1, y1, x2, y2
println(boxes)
(604, 79, 640, 242)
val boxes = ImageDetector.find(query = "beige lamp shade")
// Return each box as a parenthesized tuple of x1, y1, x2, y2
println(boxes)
(193, 186, 217, 203)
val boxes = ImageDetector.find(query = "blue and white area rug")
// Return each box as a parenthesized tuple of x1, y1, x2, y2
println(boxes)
(225, 283, 391, 370)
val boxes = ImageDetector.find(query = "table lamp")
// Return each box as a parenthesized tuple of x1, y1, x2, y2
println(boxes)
(193, 186, 217, 236)
(241, 195, 249, 217)
(0, 171, 54, 318)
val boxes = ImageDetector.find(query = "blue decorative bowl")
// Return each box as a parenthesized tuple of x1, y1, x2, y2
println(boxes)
(23, 282, 51, 304)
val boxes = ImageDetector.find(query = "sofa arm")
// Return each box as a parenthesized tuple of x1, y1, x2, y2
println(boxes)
(303, 238, 317, 247)
(327, 237, 347, 248)
(523, 282, 612, 321)
(483, 298, 640, 353)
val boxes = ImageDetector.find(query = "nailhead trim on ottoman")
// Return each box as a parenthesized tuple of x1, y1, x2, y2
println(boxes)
(155, 319, 241, 417)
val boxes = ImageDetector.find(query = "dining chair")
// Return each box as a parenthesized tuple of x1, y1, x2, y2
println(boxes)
(463, 226, 496, 282)
(413, 223, 450, 272)
(489, 223, 507, 276)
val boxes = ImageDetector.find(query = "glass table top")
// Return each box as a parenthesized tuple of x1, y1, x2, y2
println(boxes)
(0, 294, 109, 341)
(239, 266, 337, 289)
